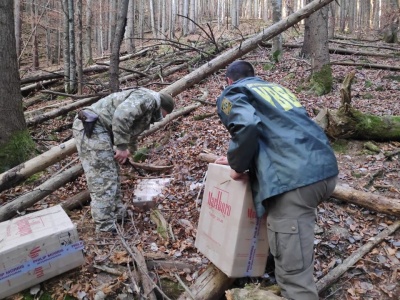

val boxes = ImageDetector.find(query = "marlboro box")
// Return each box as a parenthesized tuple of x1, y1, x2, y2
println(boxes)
(0, 205, 84, 299)
(195, 163, 269, 277)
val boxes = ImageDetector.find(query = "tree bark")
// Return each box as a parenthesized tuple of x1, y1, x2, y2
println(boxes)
(84, 0, 93, 64)
(271, 0, 283, 62)
(315, 71, 400, 141)
(177, 264, 235, 300)
(331, 186, 400, 217)
(0, 164, 83, 222)
(62, 0, 70, 92)
(226, 288, 283, 300)
(0, 139, 77, 193)
(0, 0, 31, 172)
(68, 0, 77, 93)
(61, 190, 90, 211)
(26, 96, 101, 127)
(109, 0, 129, 92)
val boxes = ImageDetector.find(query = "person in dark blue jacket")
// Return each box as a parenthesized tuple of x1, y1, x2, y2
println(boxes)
(215, 60, 338, 300)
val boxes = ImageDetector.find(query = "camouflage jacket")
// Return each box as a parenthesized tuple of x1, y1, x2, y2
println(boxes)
(80, 88, 162, 151)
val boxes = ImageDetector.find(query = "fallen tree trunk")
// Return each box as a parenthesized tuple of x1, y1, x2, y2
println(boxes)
(198, 152, 400, 217)
(329, 39, 400, 51)
(0, 164, 83, 221)
(331, 185, 400, 217)
(315, 71, 400, 141)
(61, 190, 90, 211)
(226, 288, 283, 300)
(118, 229, 158, 300)
(21, 79, 60, 95)
(20, 49, 151, 85)
(329, 61, 400, 71)
(260, 42, 398, 58)
(26, 96, 101, 127)
(316, 220, 400, 294)
(0, 139, 77, 193)
(177, 264, 235, 300)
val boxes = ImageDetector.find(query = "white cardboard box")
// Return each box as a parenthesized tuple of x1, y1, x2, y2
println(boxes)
(0, 205, 84, 299)
(195, 163, 269, 277)
(132, 178, 171, 208)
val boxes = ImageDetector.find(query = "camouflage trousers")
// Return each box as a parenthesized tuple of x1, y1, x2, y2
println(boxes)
(72, 118, 125, 232)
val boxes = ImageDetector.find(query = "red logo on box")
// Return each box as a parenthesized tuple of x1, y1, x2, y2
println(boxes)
(29, 246, 41, 259)
(207, 188, 231, 217)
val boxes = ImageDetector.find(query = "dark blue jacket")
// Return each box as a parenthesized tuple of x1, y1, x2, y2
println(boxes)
(217, 77, 339, 218)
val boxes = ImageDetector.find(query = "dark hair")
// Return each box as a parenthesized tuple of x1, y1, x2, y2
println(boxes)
(226, 60, 255, 81)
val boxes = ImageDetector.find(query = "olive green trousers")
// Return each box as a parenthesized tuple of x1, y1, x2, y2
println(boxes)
(264, 176, 337, 300)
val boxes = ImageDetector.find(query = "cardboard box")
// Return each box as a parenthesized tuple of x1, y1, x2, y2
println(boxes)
(0, 205, 84, 299)
(132, 178, 171, 208)
(195, 163, 269, 277)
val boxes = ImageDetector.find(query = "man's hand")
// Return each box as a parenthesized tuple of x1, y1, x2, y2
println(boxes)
(230, 169, 249, 181)
(114, 149, 131, 164)
(215, 156, 229, 165)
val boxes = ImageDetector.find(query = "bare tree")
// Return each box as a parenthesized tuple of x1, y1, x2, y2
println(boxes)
(0, 1, 34, 172)
(62, 0, 77, 93)
(328, 2, 336, 39)
(271, 0, 283, 62)
(14, 0, 22, 60)
(381, 0, 399, 43)
(126, 0, 135, 52)
(231, 0, 239, 28)
(84, 0, 93, 64)
(77, 0, 83, 94)
(30, 0, 39, 69)
(109, 0, 118, 49)
(301, 0, 332, 95)
(109, 0, 129, 92)
(183, 0, 189, 35)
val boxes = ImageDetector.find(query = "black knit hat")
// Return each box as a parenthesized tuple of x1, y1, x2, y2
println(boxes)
(159, 92, 175, 113)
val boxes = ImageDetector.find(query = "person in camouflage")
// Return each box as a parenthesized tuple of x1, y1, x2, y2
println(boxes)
(72, 88, 175, 232)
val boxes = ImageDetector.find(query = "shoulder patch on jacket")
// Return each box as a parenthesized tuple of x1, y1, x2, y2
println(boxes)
(221, 98, 232, 115)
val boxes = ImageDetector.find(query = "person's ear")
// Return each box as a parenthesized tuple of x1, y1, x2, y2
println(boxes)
(226, 77, 234, 85)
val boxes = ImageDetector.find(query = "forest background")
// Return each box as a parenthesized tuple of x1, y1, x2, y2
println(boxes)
(0, 0, 400, 299)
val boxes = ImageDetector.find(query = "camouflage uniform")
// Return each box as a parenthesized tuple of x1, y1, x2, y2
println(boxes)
(72, 88, 163, 232)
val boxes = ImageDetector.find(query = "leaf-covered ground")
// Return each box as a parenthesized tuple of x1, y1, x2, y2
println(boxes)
(3, 31, 400, 300)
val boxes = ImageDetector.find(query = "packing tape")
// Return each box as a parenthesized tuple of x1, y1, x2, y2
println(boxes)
(244, 217, 262, 277)
(0, 241, 84, 283)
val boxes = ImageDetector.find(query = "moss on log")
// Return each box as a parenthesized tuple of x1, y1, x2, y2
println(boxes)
(324, 107, 400, 141)
(316, 71, 400, 141)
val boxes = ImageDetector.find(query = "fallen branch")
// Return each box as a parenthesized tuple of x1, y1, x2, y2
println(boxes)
(0, 139, 77, 193)
(40, 90, 108, 99)
(26, 96, 101, 127)
(61, 190, 91, 211)
(116, 225, 168, 300)
(331, 185, 400, 217)
(128, 159, 173, 172)
(330, 61, 400, 71)
(316, 220, 400, 294)
(0, 164, 83, 221)
(177, 264, 235, 300)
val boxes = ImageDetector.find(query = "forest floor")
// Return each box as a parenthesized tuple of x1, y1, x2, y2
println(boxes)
(2, 25, 400, 300)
